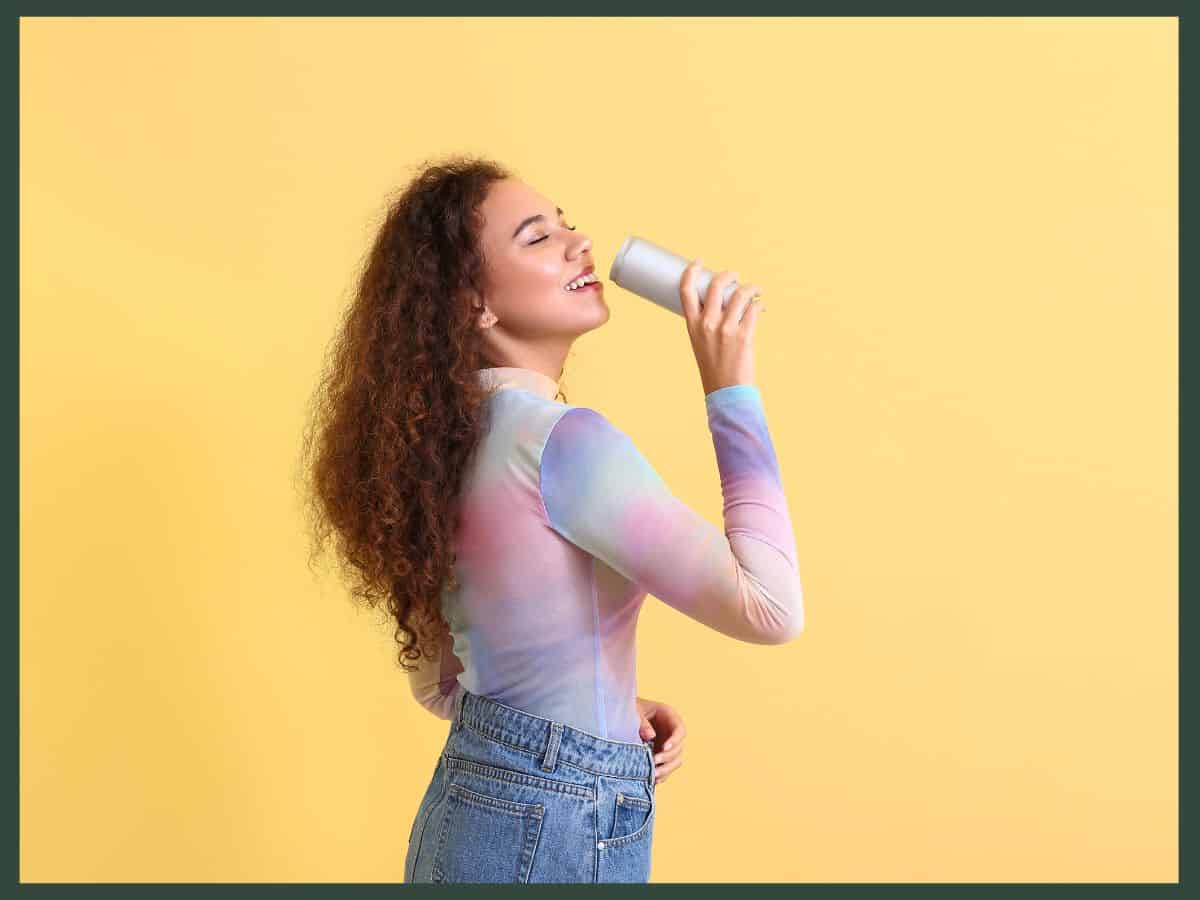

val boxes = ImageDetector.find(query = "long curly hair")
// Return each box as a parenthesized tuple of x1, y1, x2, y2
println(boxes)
(297, 154, 569, 674)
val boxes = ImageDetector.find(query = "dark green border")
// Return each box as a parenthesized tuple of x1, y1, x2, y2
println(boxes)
(10, 9, 1184, 893)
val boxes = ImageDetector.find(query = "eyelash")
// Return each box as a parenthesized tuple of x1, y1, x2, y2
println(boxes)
(529, 225, 577, 245)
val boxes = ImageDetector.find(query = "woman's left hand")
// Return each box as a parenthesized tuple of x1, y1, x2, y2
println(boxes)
(636, 696, 687, 785)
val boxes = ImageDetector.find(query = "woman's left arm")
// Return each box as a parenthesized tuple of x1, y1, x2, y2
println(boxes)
(407, 615, 465, 720)
(636, 695, 687, 785)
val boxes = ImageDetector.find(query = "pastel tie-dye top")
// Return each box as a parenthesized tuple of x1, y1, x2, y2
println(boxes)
(407, 365, 804, 743)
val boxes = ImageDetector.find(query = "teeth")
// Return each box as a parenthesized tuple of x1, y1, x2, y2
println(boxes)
(565, 273, 598, 290)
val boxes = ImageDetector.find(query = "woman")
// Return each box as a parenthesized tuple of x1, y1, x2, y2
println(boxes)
(299, 155, 804, 883)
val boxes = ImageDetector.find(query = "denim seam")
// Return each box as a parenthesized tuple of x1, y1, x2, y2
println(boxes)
(592, 772, 600, 881)
(408, 755, 448, 880)
(445, 753, 593, 800)
(458, 718, 651, 783)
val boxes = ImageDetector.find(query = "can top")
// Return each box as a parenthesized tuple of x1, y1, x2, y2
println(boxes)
(608, 235, 638, 286)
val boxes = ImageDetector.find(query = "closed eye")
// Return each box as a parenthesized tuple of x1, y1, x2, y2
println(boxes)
(529, 225, 577, 245)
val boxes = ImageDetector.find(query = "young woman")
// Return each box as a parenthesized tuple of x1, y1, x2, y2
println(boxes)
(300, 155, 804, 884)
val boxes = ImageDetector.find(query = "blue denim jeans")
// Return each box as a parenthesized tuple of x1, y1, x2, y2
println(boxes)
(404, 686, 658, 883)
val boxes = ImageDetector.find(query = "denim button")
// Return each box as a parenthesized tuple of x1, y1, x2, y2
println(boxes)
(597, 841, 605, 850)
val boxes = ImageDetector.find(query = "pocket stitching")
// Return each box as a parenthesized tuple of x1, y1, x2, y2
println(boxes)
(617, 792, 651, 809)
(448, 782, 547, 817)
(605, 787, 656, 849)
(432, 784, 545, 883)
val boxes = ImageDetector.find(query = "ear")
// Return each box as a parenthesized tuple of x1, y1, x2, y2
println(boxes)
(462, 287, 493, 330)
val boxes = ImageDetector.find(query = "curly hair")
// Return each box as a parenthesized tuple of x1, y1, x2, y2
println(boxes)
(297, 154, 569, 674)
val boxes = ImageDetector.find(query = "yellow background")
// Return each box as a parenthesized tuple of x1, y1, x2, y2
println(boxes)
(20, 17, 1176, 883)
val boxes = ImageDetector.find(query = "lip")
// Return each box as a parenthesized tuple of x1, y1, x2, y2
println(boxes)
(564, 264, 596, 288)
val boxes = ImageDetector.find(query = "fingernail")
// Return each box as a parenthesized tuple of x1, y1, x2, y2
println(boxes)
(664, 742, 672, 751)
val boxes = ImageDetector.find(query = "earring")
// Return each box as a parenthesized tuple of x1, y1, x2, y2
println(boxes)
(480, 311, 497, 328)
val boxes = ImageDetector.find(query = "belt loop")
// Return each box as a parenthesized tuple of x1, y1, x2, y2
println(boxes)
(645, 742, 655, 789)
(452, 684, 466, 726)
(540, 721, 564, 772)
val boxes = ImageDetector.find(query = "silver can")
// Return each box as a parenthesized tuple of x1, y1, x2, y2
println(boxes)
(608, 235, 744, 318)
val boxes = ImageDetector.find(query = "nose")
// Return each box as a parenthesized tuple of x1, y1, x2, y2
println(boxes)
(569, 230, 592, 258)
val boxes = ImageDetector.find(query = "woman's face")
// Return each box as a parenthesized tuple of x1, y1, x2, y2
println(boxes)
(472, 178, 609, 362)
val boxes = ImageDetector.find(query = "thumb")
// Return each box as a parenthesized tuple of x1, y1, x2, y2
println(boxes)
(640, 717, 656, 738)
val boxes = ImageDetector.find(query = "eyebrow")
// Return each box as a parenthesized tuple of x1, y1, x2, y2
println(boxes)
(512, 207, 564, 240)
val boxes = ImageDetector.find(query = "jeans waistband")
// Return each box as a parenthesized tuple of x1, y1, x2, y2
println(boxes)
(452, 686, 655, 788)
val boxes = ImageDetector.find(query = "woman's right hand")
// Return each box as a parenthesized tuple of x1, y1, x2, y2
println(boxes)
(678, 260, 767, 397)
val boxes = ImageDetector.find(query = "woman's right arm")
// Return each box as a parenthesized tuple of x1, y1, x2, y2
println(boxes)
(541, 257, 801, 644)
(539, 387, 804, 645)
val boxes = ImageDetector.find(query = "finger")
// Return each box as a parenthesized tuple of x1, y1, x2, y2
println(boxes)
(654, 756, 683, 784)
(658, 716, 686, 752)
(723, 283, 761, 333)
(662, 728, 685, 752)
(658, 724, 685, 753)
(653, 744, 683, 767)
(678, 259, 703, 324)
(739, 294, 767, 337)
(703, 270, 738, 330)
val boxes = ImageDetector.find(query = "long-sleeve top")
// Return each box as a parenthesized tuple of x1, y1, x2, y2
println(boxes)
(406, 365, 804, 742)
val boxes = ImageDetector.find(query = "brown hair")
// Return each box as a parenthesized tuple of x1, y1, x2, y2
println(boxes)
(297, 154, 568, 673)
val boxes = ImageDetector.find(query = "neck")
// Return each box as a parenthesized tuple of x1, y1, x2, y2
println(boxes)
(479, 335, 571, 384)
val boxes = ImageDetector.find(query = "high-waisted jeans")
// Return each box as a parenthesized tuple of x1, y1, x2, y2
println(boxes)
(404, 686, 658, 883)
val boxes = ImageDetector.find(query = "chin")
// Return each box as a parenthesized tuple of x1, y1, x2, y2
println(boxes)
(561, 294, 610, 335)
(586, 301, 612, 330)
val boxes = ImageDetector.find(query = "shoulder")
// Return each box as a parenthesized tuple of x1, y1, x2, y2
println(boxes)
(542, 404, 665, 492)
(545, 404, 634, 454)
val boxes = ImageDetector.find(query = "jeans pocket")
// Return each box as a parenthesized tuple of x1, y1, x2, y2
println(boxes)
(431, 783, 545, 883)
(607, 787, 654, 846)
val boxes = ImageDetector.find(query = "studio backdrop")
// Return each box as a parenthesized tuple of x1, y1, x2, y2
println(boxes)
(20, 16, 1176, 883)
